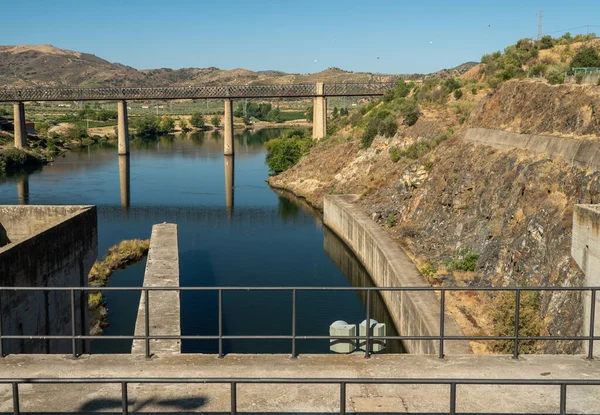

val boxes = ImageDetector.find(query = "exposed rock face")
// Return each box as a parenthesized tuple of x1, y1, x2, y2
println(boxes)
(270, 80, 600, 353)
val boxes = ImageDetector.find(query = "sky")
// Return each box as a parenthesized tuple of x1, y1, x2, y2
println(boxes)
(2, 0, 600, 74)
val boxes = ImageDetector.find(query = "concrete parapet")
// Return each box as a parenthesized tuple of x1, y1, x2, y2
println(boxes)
(572, 204, 600, 355)
(323, 195, 470, 355)
(132, 223, 180, 355)
(0, 206, 97, 354)
(464, 127, 600, 171)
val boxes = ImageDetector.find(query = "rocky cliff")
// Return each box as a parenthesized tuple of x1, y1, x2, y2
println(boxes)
(270, 81, 600, 353)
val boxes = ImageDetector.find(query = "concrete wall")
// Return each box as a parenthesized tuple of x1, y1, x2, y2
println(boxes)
(132, 223, 180, 355)
(465, 128, 600, 171)
(571, 204, 600, 355)
(565, 73, 600, 85)
(323, 195, 470, 355)
(0, 206, 97, 354)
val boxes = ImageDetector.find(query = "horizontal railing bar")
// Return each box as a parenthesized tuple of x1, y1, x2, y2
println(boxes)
(1, 286, 599, 292)
(0, 377, 598, 386)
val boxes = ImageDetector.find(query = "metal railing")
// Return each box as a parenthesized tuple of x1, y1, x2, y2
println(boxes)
(2, 376, 598, 415)
(0, 286, 598, 360)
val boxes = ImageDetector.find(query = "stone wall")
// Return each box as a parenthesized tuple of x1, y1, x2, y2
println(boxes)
(323, 195, 470, 355)
(0, 206, 97, 354)
(465, 128, 600, 171)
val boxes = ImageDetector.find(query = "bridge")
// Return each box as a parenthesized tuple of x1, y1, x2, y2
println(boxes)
(0, 82, 395, 155)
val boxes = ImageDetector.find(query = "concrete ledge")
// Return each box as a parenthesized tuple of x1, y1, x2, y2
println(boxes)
(0, 354, 598, 413)
(465, 127, 600, 171)
(132, 223, 181, 355)
(323, 195, 470, 355)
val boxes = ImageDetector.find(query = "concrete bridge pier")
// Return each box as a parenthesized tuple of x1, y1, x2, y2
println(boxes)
(313, 82, 327, 139)
(117, 100, 129, 155)
(13, 102, 27, 148)
(119, 155, 130, 209)
(223, 99, 234, 155)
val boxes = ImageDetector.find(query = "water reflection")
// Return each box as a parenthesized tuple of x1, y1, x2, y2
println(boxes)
(118, 155, 130, 210)
(16, 174, 29, 205)
(224, 155, 234, 216)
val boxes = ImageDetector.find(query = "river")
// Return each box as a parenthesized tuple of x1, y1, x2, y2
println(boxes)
(0, 129, 401, 354)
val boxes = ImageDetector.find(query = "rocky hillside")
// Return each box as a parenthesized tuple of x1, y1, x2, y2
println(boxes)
(0, 44, 476, 88)
(269, 80, 600, 353)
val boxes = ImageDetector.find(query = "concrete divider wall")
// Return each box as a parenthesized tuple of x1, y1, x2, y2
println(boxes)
(465, 128, 600, 171)
(0, 206, 97, 354)
(324, 195, 470, 355)
(132, 223, 181, 355)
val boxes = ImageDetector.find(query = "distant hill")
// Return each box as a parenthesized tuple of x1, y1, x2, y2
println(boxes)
(0, 44, 476, 88)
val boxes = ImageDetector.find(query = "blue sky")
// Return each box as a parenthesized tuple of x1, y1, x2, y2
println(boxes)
(2, 0, 599, 74)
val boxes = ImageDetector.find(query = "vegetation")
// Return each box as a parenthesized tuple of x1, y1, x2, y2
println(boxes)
(78, 106, 118, 121)
(132, 116, 174, 136)
(190, 112, 206, 129)
(211, 115, 221, 128)
(178, 118, 190, 132)
(570, 46, 600, 68)
(391, 130, 453, 161)
(0, 148, 45, 173)
(445, 248, 479, 272)
(265, 129, 313, 173)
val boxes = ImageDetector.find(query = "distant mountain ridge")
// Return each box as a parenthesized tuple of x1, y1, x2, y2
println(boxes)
(0, 44, 478, 88)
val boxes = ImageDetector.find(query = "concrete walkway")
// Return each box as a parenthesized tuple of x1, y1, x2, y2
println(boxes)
(0, 354, 599, 413)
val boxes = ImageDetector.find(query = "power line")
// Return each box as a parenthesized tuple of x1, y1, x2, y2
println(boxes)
(542, 25, 600, 36)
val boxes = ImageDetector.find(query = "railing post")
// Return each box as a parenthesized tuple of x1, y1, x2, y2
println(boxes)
(340, 382, 346, 415)
(513, 289, 521, 359)
(231, 382, 237, 415)
(0, 295, 4, 357)
(449, 382, 456, 415)
(218, 289, 224, 358)
(364, 289, 371, 359)
(12, 383, 19, 415)
(71, 289, 77, 358)
(291, 289, 297, 359)
(439, 289, 445, 359)
(144, 288, 151, 359)
(559, 384, 567, 415)
(588, 289, 596, 360)
(121, 382, 128, 415)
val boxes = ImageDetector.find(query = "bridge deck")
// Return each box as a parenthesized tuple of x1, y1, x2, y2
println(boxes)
(0, 354, 598, 413)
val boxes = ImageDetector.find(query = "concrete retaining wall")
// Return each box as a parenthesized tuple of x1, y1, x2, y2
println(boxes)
(323, 195, 470, 355)
(464, 128, 600, 171)
(571, 204, 600, 355)
(565, 73, 600, 85)
(0, 206, 97, 354)
(132, 223, 180, 355)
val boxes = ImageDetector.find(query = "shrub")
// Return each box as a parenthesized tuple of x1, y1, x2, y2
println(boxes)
(178, 118, 190, 131)
(133, 116, 161, 136)
(266, 108, 282, 122)
(528, 62, 547, 76)
(546, 70, 565, 85)
(378, 115, 398, 138)
(160, 116, 175, 132)
(211, 115, 221, 128)
(539, 35, 554, 50)
(63, 124, 88, 142)
(576, 73, 584, 84)
(444, 78, 461, 92)
(265, 133, 313, 173)
(453, 89, 463, 100)
(446, 248, 479, 272)
(399, 101, 421, 126)
(360, 118, 379, 148)
(190, 112, 205, 129)
(386, 213, 397, 228)
(471, 87, 478, 95)
(389, 146, 401, 163)
(571, 46, 600, 68)
(0, 148, 45, 173)
(383, 89, 395, 103)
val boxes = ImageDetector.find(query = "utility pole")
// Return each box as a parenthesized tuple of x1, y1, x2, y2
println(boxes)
(537, 9, 543, 41)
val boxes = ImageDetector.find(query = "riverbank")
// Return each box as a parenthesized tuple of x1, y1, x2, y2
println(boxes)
(88, 239, 150, 335)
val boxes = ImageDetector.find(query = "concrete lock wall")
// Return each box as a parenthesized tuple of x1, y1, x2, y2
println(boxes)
(572, 205, 600, 355)
(465, 127, 600, 172)
(323, 195, 470, 355)
(0, 206, 97, 354)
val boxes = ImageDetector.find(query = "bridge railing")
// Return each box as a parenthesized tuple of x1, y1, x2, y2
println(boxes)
(2, 376, 596, 415)
(0, 286, 597, 359)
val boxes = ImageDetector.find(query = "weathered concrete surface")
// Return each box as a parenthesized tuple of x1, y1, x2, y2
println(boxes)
(12, 102, 27, 148)
(465, 127, 600, 171)
(572, 204, 600, 356)
(323, 195, 470, 356)
(132, 223, 180, 355)
(224, 99, 234, 155)
(566, 72, 600, 85)
(312, 82, 327, 139)
(117, 100, 129, 155)
(0, 354, 599, 413)
(0, 206, 97, 354)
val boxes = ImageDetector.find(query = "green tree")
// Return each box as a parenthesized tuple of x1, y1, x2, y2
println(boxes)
(265, 132, 312, 173)
(211, 115, 221, 128)
(539, 35, 554, 50)
(399, 100, 421, 126)
(332, 107, 339, 118)
(190, 112, 205, 129)
(266, 108, 282, 122)
(444, 78, 461, 93)
(64, 124, 88, 143)
(133, 116, 161, 136)
(453, 89, 463, 100)
(571, 46, 600, 68)
(178, 118, 190, 132)
(160, 117, 175, 133)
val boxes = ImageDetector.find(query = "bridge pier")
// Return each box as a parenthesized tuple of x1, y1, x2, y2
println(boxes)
(119, 155, 130, 209)
(313, 82, 327, 139)
(13, 102, 27, 148)
(223, 99, 234, 155)
(224, 155, 234, 216)
(117, 100, 129, 155)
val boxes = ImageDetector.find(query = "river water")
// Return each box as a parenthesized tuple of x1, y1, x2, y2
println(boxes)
(0, 129, 401, 354)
